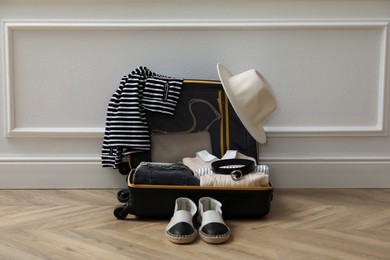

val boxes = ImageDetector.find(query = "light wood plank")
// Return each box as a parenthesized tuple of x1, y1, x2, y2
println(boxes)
(0, 189, 389, 259)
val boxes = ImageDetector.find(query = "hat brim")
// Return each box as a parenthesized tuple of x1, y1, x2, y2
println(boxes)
(217, 63, 267, 144)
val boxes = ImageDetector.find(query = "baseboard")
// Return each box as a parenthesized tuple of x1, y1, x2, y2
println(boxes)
(263, 158, 390, 188)
(0, 158, 126, 189)
(0, 157, 389, 188)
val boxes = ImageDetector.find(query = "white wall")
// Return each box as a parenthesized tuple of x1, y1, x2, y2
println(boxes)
(1, 0, 389, 188)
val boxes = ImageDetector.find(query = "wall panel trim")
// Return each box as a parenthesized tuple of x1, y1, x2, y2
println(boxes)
(1, 156, 389, 188)
(3, 19, 389, 138)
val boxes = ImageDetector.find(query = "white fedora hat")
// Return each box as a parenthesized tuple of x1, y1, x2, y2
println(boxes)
(217, 63, 276, 144)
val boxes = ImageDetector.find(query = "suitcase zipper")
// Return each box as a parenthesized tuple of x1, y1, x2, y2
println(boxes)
(183, 80, 221, 84)
(217, 90, 225, 157)
(163, 82, 169, 101)
(224, 93, 230, 151)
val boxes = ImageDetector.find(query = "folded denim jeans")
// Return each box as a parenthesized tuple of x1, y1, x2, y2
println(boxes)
(132, 162, 200, 186)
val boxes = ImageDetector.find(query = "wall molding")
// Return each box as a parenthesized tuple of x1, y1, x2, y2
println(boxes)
(0, 155, 125, 189)
(8, 127, 104, 138)
(2, 154, 390, 164)
(265, 161, 390, 188)
(0, 155, 101, 163)
(1, 154, 389, 188)
(261, 155, 390, 163)
(3, 19, 389, 138)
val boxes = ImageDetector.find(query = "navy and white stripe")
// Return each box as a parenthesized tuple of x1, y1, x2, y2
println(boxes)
(142, 78, 182, 113)
(102, 67, 183, 168)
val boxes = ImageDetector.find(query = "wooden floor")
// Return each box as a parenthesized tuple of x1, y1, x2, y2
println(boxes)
(0, 189, 389, 260)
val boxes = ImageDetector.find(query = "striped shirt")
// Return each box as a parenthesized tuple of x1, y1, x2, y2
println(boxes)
(101, 67, 183, 168)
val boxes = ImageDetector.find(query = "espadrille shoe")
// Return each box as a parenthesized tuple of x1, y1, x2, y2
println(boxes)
(197, 197, 231, 244)
(165, 197, 197, 244)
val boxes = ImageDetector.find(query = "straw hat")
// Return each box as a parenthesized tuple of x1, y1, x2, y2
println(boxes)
(217, 63, 276, 143)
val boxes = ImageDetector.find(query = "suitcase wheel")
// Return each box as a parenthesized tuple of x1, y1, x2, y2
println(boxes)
(117, 189, 130, 203)
(113, 204, 129, 220)
(117, 162, 131, 175)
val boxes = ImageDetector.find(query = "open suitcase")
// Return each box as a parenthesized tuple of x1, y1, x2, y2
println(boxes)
(113, 80, 273, 219)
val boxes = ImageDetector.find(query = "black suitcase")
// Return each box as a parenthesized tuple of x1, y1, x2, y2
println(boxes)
(114, 80, 273, 219)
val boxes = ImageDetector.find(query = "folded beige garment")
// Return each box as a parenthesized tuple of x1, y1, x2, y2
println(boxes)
(200, 172, 269, 187)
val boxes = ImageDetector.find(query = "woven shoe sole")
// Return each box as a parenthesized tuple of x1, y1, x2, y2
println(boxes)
(166, 230, 197, 244)
(199, 229, 230, 244)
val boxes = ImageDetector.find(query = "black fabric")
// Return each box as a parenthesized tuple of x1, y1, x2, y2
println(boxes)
(128, 80, 258, 168)
(126, 172, 273, 218)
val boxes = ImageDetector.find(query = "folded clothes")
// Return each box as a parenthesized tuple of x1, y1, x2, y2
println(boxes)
(200, 172, 269, 187)
(132, 162, 200, 186)
(182, 150, 257, 172)
(195, 164, 269, 178)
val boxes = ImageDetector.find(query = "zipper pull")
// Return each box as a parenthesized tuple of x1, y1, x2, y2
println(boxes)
(164, 82, 169, 101)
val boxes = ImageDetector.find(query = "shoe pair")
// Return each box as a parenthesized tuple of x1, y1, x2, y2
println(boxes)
(165, 197, 231, 244)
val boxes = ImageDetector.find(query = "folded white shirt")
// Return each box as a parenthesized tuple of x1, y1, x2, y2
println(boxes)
(182, 150, 257, 172)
